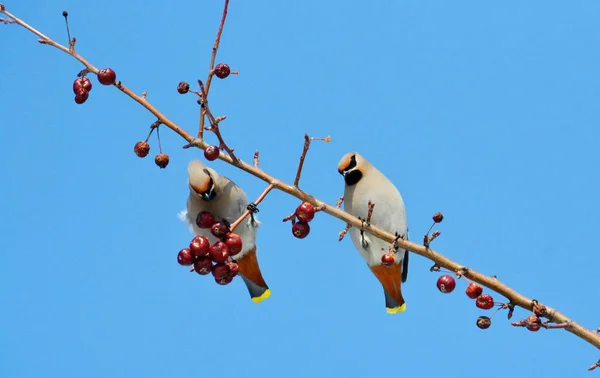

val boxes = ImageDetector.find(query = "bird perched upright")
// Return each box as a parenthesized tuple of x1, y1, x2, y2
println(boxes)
(179, 159, 271, 304)
(337, 152, 409, 314)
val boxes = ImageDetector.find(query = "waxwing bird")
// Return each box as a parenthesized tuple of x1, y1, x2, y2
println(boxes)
(337, 152, 409, 314)
(179, 159, 271, 303)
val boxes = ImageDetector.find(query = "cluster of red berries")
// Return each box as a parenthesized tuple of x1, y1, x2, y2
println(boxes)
(436, 275, 496, 329)
(72, 68, 116, 105)
(289, 202, 316, 239)
(177, 211, 244, 286)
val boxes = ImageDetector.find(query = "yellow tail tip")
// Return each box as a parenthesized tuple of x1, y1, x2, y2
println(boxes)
(251, 289, 271, 304)
(386, 303, 407, 314)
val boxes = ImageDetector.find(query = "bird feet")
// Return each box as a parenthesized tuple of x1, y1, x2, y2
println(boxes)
(358, 216, 370, 248)
(247, 202, 260, 225)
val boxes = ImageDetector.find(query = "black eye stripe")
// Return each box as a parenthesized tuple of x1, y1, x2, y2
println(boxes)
(340, 154, 357, 173)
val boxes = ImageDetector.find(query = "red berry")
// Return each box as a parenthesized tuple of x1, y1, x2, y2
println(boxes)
(214, 63, 231, 79)
(226, 261, 239, 277)
(381, 253, 395, 266)
(204, 145, 219, 161)
(193, 257, 213, 275)
(292, 221, 310, 239)
(210, 222, 229, 239)
(209, 241, 230, 263)
(177, 81, 190, 94)
(74, 88, 89, 104)
(465, 282, 483, 299)
(97, 68, 116, 85)
(475, 294, 495, 310)
(295, 202, 316, 222)
(177, 248, 194, 266)
(433, 212, 444, 223)
(211, 263, 230, 280)
(215, 275, 234, 285)
(223, 233, 243, 255)
(154, 153, 169, 169)
(526, 315, 541, 332)
(133, 141, 150, 158)
(476, 316, 492, 329)
(189, 235, 210, 258)
(436, 275, 456, 293)
(73, 77, 92, 93)
(196, 211, 215, 229)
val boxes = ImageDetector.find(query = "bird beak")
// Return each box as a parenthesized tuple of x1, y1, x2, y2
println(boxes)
(338, 169, 347, 177)
(200, 186, 216, 201)
(191, 182, 216, 201)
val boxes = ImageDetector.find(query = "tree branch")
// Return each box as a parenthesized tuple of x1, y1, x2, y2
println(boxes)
(3, 2, 600, 367)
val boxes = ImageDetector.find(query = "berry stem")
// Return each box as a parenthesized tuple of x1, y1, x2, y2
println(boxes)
(198, 0, 230, 140)
(229, 183, 274, 232)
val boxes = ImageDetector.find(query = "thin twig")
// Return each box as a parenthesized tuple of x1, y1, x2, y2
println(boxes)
(198, 0, 230, 140)
(229, 184, 274, 232)
(338, 223, 351, 241)
(366, 200, 375, 224)
(5, 4, 600, 358)
(253, 150, 259, 168)
(293, 134, 311, 187)
(335, 196, 344, 208)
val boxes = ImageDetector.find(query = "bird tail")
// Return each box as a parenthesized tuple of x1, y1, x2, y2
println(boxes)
(370, 263, 406, 314)
(235, 246, 271, 304)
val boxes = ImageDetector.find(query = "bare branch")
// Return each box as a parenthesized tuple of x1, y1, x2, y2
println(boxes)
(229, 184, 274, 232)
(198, 0, 230, 140)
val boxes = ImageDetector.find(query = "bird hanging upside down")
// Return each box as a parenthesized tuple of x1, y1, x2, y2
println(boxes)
(179, 159, 271, 304)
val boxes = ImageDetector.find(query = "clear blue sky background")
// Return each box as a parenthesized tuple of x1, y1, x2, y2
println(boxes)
(2, 1, 599, 377)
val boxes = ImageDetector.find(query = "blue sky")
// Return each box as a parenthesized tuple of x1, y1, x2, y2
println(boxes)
(2, 0, 599, 377)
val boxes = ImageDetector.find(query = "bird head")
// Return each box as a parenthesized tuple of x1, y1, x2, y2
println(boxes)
(188, 160, 219, 201)
(337, 152, 366, 186)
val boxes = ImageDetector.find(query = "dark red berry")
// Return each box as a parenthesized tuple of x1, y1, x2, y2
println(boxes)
(177, 248, 194, 266)
(210, 222, 229, 239)
(526, 315, 541, 332)
(295, 202, 316, 223)
(223, 233, 243, 255)
(97, 68, 116, 85)
(195, 211, 215, 229)
(177, 81, 190, 94)
(189, 235, 210, 258)
(465, 282, 483, 299)
(433, 212, 444, 223)
(292, 221, 310, 239)
(73, 77, 92, 93)
(154, 153, 169, 169)
(193, 257, 213, 275)
(475, 294, 495, 310)
(436, 275, 456, 293)
(476, 316, 492, 329)
(74, 88, 89, 104)
(214, 63, 231, 79)
(215, 275, 234, 285)
(226, 261, 239, 277)
(381, 253, 395, 266)
(211, 263, 230, 280)
(209, 241, 230, 263)
(133, 141, 150, 158)
(204, 145, 219, 161)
